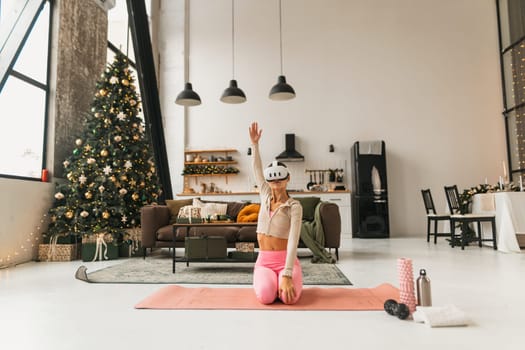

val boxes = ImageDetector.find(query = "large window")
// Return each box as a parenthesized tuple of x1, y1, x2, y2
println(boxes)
(0, 0, 51, 179)
(498, 0, 525, 179)
(0, 0, 163, 187)
(107, 0, 141, 116)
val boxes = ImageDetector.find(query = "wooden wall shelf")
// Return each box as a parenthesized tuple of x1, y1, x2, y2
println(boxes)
(182, 149, 240, 190)
(184, 161, 237, 166)
(184, 149, 237, 154)
(184, 173, 238, 178)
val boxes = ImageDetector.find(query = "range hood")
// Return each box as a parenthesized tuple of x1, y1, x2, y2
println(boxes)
(276, 134, 305, 162)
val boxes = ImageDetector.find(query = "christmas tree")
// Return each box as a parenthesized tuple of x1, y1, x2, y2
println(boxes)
(47, 53, 162, 240)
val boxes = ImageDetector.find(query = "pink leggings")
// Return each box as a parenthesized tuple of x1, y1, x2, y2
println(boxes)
(253, 250, 303, 305)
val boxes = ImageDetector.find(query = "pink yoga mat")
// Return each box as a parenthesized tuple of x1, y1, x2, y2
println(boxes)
(135, 283, 399, 310)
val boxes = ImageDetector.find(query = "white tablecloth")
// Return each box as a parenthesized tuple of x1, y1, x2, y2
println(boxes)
(472, 192, 524, 253)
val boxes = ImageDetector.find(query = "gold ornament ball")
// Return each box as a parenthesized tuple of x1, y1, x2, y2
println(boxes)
(65, 211, 74, 219)
(99, 89, 107, 96)
(75, 139, 83, 146)
(132, 193, 139, 201)
(120, 175, 128, 181)
(84, 191, 92, 199)
(110, 176, 117, 182)
(140, 181, 145, 188)
(102, 211, 110, 219)
(100, 149, 109, 157)
(66, 172, 73, 180)
(121, 79, 129, 86)
(133, 135, 139, 141)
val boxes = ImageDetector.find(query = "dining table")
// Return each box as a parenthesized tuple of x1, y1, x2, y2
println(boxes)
(471, 192, 525, 253)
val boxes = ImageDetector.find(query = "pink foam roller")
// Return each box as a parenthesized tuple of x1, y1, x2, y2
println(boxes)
(397, 257, 416, 313)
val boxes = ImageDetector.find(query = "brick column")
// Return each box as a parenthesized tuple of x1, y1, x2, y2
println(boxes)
(53, 0, 107, 177)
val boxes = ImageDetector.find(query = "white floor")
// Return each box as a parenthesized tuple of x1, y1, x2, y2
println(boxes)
(0, 237, 523, 350)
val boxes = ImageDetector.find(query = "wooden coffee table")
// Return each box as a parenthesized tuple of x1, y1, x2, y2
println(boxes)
(172, 222, 257, 273)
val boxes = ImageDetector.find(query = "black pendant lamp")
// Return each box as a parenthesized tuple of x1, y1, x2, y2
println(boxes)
(269, 0, 295, 101)
(221, 79, 246, 104)
(221, 0, 246, 104)
(175, 1, 201, 106)
(176, 82, 201, 106)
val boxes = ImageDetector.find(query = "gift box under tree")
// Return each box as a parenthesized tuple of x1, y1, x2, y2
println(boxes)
(38, 243, 81, 262)
(81, 233, 118, 262)
(38, 233, 81, 262)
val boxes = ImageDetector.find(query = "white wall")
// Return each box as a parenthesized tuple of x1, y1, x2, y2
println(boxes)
(0, 179, 54, 268)
(0, 0, 506, 267)
(159, 0, 505, 237)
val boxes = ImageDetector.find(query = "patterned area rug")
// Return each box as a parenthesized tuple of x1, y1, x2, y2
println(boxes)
(75, 252, 351, 285)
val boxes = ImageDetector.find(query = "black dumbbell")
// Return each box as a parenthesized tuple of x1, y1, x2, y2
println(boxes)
(384, 299, 410, 320)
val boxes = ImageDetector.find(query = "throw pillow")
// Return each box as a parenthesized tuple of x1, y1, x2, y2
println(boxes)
(193, 198, 228, 219)
(294, 196, 321, 221)
(198, 199, 249, 220)
(176, 205, 203, 223)
(166, 199, 193, 224)
(237, 203, 261, 222)
(226, 201, 248, 220)
(177, 205, 202, 219)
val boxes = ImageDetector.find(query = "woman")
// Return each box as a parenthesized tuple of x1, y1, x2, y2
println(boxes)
(249, 122, 303, 304)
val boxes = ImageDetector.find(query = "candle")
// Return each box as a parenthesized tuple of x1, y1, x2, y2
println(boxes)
(41, 169, 48, 182)
(499, 176, 503, 190)
(485, 177, 488, 185)
(520, 176, 523, 192)
(503, 161, 507, 180)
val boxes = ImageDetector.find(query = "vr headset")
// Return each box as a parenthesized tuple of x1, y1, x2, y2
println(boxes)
(264, 161, 289, 182)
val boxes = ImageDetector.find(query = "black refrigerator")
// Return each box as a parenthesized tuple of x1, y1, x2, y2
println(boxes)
(351, 141, 390, 238)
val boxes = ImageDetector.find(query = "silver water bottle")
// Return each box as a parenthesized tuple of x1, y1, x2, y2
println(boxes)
(416, 269, 432, 306)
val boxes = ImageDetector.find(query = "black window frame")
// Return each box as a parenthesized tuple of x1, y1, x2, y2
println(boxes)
(0, 0, 53, 182)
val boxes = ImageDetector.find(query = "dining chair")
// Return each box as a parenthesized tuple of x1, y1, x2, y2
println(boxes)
(443, 185, 497, 250)
(421, 189, 451, 244)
